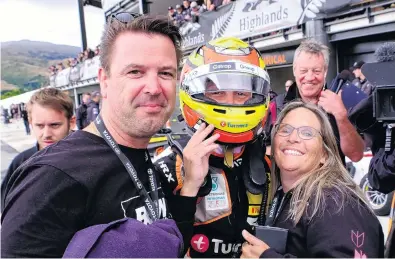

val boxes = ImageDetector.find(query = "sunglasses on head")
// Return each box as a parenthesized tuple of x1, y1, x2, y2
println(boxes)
(110, 12, 142, 24)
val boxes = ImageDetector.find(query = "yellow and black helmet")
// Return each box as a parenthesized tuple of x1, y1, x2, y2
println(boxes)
(179, 37, 271, 145)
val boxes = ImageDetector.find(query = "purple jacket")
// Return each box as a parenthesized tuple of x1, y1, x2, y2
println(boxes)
(63, 218, 183, 258)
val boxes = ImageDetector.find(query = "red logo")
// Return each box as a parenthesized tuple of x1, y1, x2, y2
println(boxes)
(191, 234, 209, 253)
(220, 121, 226, 127)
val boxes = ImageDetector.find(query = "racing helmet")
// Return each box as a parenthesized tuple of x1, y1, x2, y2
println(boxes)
(179, 37, 271, 145)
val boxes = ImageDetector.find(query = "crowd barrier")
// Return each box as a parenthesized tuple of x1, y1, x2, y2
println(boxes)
(49, 56, 101, 88)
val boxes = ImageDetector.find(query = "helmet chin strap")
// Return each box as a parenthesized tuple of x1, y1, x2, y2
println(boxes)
(224, 146, 234, 168)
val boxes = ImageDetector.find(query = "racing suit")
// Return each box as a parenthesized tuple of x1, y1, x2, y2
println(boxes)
(153, 134, 271, 258)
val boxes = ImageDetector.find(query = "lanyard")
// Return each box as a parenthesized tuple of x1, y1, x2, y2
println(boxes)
(94, 115, 159, 221)
(265, 186, 292, 226)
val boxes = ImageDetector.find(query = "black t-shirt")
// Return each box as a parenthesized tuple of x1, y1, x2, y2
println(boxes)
(1, 131, 172, 258)
(1, 144, 38, 212)
(261, 188, 384, 258)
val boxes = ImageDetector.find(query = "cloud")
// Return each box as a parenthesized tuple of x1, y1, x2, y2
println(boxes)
(0, 0, 105, 48)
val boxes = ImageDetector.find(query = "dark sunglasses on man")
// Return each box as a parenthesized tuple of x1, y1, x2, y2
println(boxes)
(110, 12, 142, 24)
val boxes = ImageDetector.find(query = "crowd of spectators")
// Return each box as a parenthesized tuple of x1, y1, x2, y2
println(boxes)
(168, 0, 234, 27)
(48, 45, 100, 76)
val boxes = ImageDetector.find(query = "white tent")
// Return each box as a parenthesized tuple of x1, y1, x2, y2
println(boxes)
(0, 88, 42, 110)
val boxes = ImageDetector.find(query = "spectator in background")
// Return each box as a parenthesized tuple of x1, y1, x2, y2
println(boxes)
(183, 0, 192, 14)
(49, 65, 56, 75)
(190, 1, 204, 21)
(173, 4, 187, 26)
(275, 79, 293, 112)
(168, 6, 176, 20)
(207, 0, 231, 11)
(1, 88, 75, 212)
(87, 48, 95, 59)
(87, 91, 101, 123)
(351, 61, 374, 95)
(77, 52, 84, 63)
(56, 62, 64, 71)
(94, 45, 100, 56)
(70, 58, 78, 67)
(20, 103, 30, 135)
(76, 92, 91, 130)
(277, 40, 364, 163)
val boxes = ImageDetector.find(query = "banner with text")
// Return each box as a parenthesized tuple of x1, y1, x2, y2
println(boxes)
(182, 0, 360, 50)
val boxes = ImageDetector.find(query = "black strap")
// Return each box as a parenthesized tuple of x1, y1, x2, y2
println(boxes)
(265, 186, 292, 227)
(94, 115, 159, 221)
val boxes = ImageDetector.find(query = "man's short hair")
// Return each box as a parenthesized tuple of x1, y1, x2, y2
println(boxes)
(100, 15, 182, 75)
(83, 92, 91, 96)
(293, 39, 330, 69)
(27, 88, 74, 121)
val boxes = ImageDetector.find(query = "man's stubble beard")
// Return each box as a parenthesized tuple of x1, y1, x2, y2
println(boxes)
(119, 108, 171, 138)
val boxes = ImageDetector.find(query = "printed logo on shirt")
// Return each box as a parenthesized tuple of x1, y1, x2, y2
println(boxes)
(351, 230, 366, 258)
(212, 239, 241, 255)
(157, 160, 175, 183)
(205, 174, 228, 211)
(191, 234, 209, 253)
(121, 196, 167, 225)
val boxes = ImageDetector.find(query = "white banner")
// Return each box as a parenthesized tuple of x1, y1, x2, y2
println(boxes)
(69, 65, 82, 82)
(81, 56, 101, 81)
(216, 0, 304, 40)
(55, 68, 70, 87)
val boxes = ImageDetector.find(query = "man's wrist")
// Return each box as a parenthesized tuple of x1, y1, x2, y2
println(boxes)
(180, 183, 199, 197)
(333, 109, 348, 122)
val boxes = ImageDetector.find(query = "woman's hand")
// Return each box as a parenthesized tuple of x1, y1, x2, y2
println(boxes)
(241, 230, 270, 258)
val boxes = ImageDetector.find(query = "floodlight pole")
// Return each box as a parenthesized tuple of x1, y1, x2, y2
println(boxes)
(78, 0, 88, 51)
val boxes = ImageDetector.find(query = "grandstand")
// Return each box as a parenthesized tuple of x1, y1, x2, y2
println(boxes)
(3, 0, 393, 111)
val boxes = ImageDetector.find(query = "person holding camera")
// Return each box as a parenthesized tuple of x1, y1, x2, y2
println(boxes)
(240, 101, 384, 258)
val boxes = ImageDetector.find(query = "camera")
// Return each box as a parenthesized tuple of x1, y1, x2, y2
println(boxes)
(349, 42, 395, 152)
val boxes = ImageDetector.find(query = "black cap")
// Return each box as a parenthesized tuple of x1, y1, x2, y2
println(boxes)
(168, 6, 173, 10)
(351, 61, 365, 70)
(91, 91, 101, 97)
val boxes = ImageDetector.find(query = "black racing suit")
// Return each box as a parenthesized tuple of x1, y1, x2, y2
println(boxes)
(153, 134, 271, 258)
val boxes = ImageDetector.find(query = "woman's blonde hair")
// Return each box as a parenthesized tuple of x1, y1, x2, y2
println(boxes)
(270, 100, 370, 224)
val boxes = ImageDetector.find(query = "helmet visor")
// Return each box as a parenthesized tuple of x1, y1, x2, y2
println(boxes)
(182, 72, 270, 106)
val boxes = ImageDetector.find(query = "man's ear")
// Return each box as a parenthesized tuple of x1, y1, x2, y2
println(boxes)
(98, 67, 108, 99)
(69, 116, 77, 131)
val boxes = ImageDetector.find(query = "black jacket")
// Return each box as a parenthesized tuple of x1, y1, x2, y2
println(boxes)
(87, 101, 100, 123)
(260, 188, 384, 258)
(1, 144, 39, 212)
(76, 103, 89, 130)
(368, 148, 395, 258)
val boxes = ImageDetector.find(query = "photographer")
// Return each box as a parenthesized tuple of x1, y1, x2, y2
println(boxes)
(349, 42, 395, 258)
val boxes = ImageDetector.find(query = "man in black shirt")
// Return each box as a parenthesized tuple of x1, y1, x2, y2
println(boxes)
(1, 15, 193, 258)
(266, 40, 364, 164)
(75, 92, 91, 129)
(1, 88, 76, 212)
(86, 91, 101, 123)
(20, 103, 30, 135)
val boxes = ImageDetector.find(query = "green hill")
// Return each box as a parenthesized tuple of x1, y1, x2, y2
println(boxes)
(1, 40, 81, 95)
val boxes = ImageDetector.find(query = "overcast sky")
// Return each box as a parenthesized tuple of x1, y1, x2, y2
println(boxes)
(0, 0, 105, 48)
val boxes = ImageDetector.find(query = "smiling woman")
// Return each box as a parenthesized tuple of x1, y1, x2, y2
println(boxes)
(240, 100, 384, 258)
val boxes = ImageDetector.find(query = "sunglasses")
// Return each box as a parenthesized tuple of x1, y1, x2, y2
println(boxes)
(275, 123, 322, 140)
(110, 12, 142, 24)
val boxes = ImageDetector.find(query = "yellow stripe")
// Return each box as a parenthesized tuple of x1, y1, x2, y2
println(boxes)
(149, 136, 167, 143)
